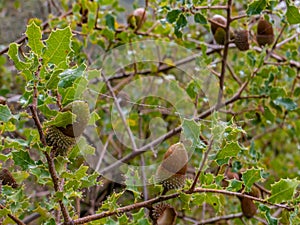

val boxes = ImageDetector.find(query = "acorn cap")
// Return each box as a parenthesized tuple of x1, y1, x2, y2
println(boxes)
(0, 169, 18, 188)
(256, 18, 274, 46)
(210, 15, 226, 35)
(234, 30, 249, 51)
(127, 8, 147, 29)
(156, 143, 188, 191)
(45, 125, 76, 156)
(151, 202, 177, 225)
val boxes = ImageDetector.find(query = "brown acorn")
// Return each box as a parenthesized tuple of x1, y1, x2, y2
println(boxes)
(151, 202, 177, 225)
(210, 15, 234, 45)
(234, 30, 250, 51)
(127, 8, 147, 30)
(239, 186, 260, 218)
(256, 18, 274, 47)
(45, 100, 90, 156)
(0, 169, 18, 188)
(156, 143, 188, 194)
(221, 169, 240, 187)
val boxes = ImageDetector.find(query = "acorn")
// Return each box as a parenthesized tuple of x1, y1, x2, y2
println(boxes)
(210, 15, 234, 45)
(45, 100, 90, 156)
(256, 18, 274, 47)
(127, 8, 147, 30)
(156, 143, 188, 194)
(0, 169, 18, 188)
(151, 202, 177, 225)
(234, 30, 250, 51)
(239, 186, 260, 218)
(221, 169, 240, 187)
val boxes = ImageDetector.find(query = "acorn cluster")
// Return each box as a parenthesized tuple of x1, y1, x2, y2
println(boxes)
(210, 15, 275, 51)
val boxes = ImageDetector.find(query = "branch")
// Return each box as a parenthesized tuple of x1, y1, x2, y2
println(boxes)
(217, 0, 232, 107)
(71, 187, 293, 224)
(0, 204, 25, 225)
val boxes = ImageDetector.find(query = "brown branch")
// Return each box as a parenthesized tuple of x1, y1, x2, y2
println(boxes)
(181, 213, 243, 224)
(0, 204, 25, 225)
(217, 0, 232, 107)
(71, 187, 293, 224)
(188, 138, 214, 192)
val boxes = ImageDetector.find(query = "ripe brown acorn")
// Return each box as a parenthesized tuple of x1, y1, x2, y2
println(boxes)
(151, 202, 177, 225)
(156, 143, 188, 193)
(256, 18, 274, 47)
(45, 100, 90, 156)
(221, 169, 240, 187)
(127, 8, 147, 30)
(239, 186, 260, 218)
(234, 30, 250, 51)
(0, 168, 18, 188)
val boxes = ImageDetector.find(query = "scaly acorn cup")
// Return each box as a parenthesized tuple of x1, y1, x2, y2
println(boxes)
(0, 168, 18, 188)
(239, 186, 260, 218)
(151, 202, 177, 225)
(256, 18, 274, 47)
(156, 143, 188, 194)
(45, 100, 90, 156)
(127, 8, 147, 30)
(234, 30, 250, 51)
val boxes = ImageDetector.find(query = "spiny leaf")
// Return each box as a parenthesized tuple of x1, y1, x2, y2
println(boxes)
(246, 0, 267, 15)
(7, 43, 31, 70)
(43, 26, 73, 66)
(268, 178, 299, 203)
(242, 168, 262, 191)
(216, 142, 243, 165)
(12, 150, 35, 170)
(286, 5, 300, 24)
(44, 111, 77, 128)
(58, 64, 87, 88)
(0, 105, 12, 122)
(25, 21, 45, 56)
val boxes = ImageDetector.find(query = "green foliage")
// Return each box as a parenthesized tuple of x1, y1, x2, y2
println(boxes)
(0, 0, 299, 224)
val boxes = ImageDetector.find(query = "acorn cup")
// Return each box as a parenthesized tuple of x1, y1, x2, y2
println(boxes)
(155, 143, 188, 194)
(256, 18, 274, 47)
(151, 202, 177, 225)
(234, 30, 250, 51)
(45, 100, 90, 156)
(210, 15, 234, 45)
(127, 8, 147, 30)
(238, 186, 261, 218)
(0, 169, 18, 188)
(221, 169, 240, 188)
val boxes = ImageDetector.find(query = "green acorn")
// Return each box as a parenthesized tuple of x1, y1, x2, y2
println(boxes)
(156, 143, 188, 193)
(234, 30, 249, 51)
(151, 202, 177, 225)
(0, 169, 18, 188)
(45, 100, 90, 156)
(256, 17, 274, 47)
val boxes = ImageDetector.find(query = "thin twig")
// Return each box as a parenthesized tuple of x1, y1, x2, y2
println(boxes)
(189, 138, 214, 192)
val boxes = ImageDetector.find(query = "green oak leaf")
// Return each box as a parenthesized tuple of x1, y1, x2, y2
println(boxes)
(242, 168, 262, 191)
(246, 0, 267, 15)
(0, 105, 12, 122)
(8, 43, 31, 70)
(216, 142, 243, 165)
(286, 5, 300, 24)
(44, 111, 77, 128)
(43, 26, 73, 66)
(25, 21, 45, 56)
(268, 178, 299, 203)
